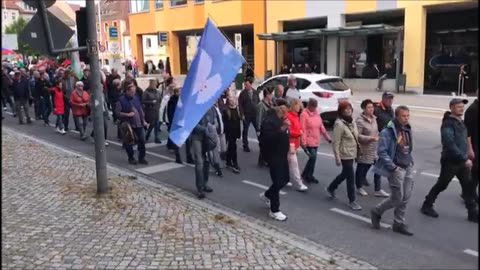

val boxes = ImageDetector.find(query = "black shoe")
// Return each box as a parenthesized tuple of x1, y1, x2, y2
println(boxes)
(197, 191, 206, 199)
(128, 158, 138, 165)
(26, 118, 32, 124)
(12, 113, 16, 117)
(216, 170, 223, 177)
(186, 157, 194, 165)
(468, 211, 478, 223)
(370, 209, 381, 230)
(154, 139, 162, 144)
(421, 205, 439, 218)
(232, 166, 240, 174)
(175, 158, 183, 164)
(139, 159, 148, 165)
(243, 146, 251, 152)
(310, 177, 319, 184)
(19, 121, 24, 125)
(203, 186, 213, 193)
(392, 223, 413, 236)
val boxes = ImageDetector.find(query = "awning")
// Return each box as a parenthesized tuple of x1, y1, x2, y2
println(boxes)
(257, 24, 403, 41)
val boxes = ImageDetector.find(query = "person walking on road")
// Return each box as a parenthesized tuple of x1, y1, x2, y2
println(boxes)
(51, 80, 66, 134)
(421, 98, 478, 223)
(284, 75, 301, 101)
(371, 92, 394, 188)
(191, 106, 218, 199)
(61, 70, 76, 131)
(326, 101, 362, 210)
(300, 98, 331, 184)
(256, 88, 273, 167)
(223, 95, 241, 174)
(272, 84, 285, 107)
(69, 81, 90, 140)
(259, 105, 291, 221)
(238, 77, 260, 152)
(210, 99, 225, 177)
(355, 99, 389, 197)
(142, 79, 162, 143)
(37, 72, 52, 125)
(370, 105, 415, 236)
(12, 71, 32, 124)
(464, 89, 478, 202)
(29, 71, 41, 120)
(116, 81, 149, 165)
(286, 98, 309, 192)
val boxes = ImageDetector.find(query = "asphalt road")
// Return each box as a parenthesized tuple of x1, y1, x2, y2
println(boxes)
(2, 104, 478, 270)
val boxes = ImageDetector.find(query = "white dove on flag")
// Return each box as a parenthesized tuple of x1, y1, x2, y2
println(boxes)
(191, 49, 222, 105)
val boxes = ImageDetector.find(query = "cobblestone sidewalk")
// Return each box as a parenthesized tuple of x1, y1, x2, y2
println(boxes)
(1, 129, 375, 270)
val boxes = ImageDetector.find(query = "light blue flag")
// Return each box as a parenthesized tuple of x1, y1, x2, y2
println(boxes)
(169, 18, 244, 146)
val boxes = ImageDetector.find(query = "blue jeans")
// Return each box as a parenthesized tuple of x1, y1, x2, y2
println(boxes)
(146, 121, 161, 141)
(301, 147, 318, 180)
(55, 114, 64, 129)
(41, 98, 51, 124)
(123, 127, 146, 161)
(191, 138, 210, 192)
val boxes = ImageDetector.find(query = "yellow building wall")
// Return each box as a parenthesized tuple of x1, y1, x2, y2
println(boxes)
(265, 1, 305, 73)
(129, 0, 267, 76)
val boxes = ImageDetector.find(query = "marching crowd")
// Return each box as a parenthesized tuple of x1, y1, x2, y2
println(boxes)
(2, 60, 478, 235)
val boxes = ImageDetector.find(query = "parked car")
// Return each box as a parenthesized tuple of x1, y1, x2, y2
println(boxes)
(257, 73, 353, 124)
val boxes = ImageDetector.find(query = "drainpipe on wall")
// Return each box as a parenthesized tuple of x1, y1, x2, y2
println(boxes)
(263, 0, 267, 77)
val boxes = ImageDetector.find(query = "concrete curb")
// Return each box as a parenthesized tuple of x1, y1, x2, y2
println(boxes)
(4, 127, 377, 270)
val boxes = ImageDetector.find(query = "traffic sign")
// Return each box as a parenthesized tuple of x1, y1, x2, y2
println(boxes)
(158, 32, 168, 45)
(18, 10, 74, 56)
(23, 0, 55, 9)
(108, 41, 119, 53)
(108, 27, 118, 41)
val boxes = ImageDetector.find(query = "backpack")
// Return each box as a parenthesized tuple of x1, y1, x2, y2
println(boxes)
(203, 109, 218, 151)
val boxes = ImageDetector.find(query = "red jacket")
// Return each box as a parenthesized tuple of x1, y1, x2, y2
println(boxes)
(286, 111, 302, 149)
(51, 86, 64, 115)
(69, 90, 90, 116)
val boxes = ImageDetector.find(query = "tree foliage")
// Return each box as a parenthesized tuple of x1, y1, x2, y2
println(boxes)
(4, 17, 39, 57)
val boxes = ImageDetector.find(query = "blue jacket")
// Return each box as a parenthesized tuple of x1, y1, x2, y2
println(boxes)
(374, 120, 413, 177)
(12, 78, 30, 100)
(440, 111, 468, 163)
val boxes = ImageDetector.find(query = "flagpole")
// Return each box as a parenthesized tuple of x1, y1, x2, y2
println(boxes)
(206, 14, 260, 81)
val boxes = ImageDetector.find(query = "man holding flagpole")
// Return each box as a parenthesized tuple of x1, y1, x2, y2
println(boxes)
(168, 18, 244, 199)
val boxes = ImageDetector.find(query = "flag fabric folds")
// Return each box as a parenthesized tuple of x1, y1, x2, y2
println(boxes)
(69, 33, 83, 80)
(169, 18, 244, 146)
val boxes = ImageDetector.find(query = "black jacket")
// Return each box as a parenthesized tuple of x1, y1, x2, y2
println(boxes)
(12, 78, 30, 100)
(223, 107, 241, 141)
(374, 103, 394, 131)
(34, 78, 50, 98)
(238, 88, 260, 118)
(440, 112, 468, 164)
(260, 110, 289, 164)
(167, 94, 179, 127)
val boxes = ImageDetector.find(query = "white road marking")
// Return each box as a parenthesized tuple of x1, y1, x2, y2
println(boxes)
(420, 172, 458, 182)
(242, 180, 287, 195)
(145, 142, 165, 148)
(136, 162, 184, 174)
(463, 249, 478, 257)
(330, 208, 391, 229)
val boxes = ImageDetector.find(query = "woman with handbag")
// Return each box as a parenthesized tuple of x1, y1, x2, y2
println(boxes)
(326, 101, 362, 210)
(69, 81, 90, 140)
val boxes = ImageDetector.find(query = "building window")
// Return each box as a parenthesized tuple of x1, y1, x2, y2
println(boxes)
(146, 38, 152, 49)
(128, 39, 131, 49)
(113, 22, 117, 27)
(12, 12, 16, 21)
(155, 0, 164, 9)
(104, 59, 109, 65)
(129, 0, 149, 13)
(104, 23, 108, 32)
(105, 41, 109, 50)
(170, 0, 187, 7)
(96, 23, 100, 33)
(195, 0, 204, 3)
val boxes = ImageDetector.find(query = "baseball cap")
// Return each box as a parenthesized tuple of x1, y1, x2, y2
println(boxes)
(449, 98, 468, 106)
(382, 91, 394, 98)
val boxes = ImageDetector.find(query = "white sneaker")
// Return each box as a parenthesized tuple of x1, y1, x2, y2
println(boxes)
(55, 127, 62, 133)
(375, 190, 390, 197)
(270, 211, 287, 221)
(297, 184, 308, 192)
(286, 182, 293, 187)
(357, 188, 368, 196)
(105, 141, 109, 146)
(349, 202, 362, 211)
(259, 193, 270, 207)
(60, 129, 66, 135)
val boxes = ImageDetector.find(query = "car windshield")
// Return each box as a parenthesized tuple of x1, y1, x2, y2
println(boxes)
(316, 78, 349, 91)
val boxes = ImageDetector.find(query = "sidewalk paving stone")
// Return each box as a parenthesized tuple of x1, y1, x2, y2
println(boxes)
(2, 129, 376, 270)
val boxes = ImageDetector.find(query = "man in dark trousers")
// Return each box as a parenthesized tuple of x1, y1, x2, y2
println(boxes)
(371, 92, 395, 190)
(464, 89, 478, 202)
(238, 77, 260, 152)
(421, 98, 478, 223)
(12, 71, 32, 124)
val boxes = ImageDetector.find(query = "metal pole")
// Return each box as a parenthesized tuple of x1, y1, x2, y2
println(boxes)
(395, 32, 402, 93)
(274, 41, 277, 75)
(86, 0, 108, 193)
(97, 1, 103, 67)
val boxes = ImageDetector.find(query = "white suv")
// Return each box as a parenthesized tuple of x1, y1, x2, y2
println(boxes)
(257, 73, 352, 124)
